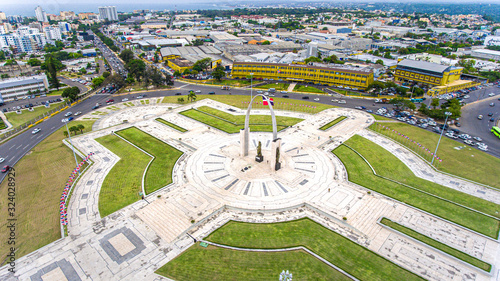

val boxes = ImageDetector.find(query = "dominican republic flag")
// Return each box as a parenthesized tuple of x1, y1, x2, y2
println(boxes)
(263, 97, 274, 106)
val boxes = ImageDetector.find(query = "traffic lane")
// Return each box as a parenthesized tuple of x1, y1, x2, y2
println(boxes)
(59, 76, 88, 93)
(461, 98, 500, 151)
(469, 85, 500, 103)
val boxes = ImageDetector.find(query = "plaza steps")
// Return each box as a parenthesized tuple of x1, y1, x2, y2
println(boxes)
(136, 198, 192, 243)
(348, 196, 396, 240)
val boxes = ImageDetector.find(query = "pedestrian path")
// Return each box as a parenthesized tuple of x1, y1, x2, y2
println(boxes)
(287, 83, 296, 92)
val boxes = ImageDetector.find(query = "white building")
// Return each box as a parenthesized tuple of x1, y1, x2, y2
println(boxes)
(484, 36, 500, 47)
(98, 6, 118, 21)
(0, 74, 49, 100)
(43, 26, 62, 41)
(34, 6, 48, 23)
(58, 22, 72, 33)
(470, 49, 500, 61)
(0, 33, 46, 53)
(307, 42, 318, 58)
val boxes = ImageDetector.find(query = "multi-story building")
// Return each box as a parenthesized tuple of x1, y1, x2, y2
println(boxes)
(0, 74, 49, 100)
(34, 6, 48, 23)
(394, 59, 478, 95)
(0, 33, 46, 53)
(58, 22, 71, 33)
(43, 26, 62, 41)
(231, 62, 374, 90)
(98, 6, 118, 21)
(0, 12, 6, 21)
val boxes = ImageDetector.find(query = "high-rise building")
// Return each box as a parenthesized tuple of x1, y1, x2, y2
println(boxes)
(0, 12, 7, 21)
(0, 33, 46, 53)
(43, 26, 62, 41)
(58, 22, 71, 33)
(98, 6, 118, 21)
(35, 6, 48, 23)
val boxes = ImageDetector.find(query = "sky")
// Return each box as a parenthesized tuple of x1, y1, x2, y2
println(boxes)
(1, 0, 500, 16)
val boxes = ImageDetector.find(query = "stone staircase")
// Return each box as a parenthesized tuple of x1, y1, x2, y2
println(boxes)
(348, 196, 396, 240)
(136, 198, 192, 243)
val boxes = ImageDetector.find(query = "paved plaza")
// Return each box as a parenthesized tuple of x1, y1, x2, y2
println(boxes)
(1, 98, 500, 281)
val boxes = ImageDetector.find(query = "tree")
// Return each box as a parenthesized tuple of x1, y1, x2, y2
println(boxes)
(261, 40, 271, 45)
(27, 58, 42, 66)
(86, 62, 92, 69)
(212, 66, 225, 82)
(69, 126, 78, 135)
(430, 98, 440, 109)
(106, 74, 126, 88)
(102, 71, 110, 78)
(125, 59, 146, 81)
(79, 68, 87, 74)
(177, 97, 185, 103)
(4, 59, 17, 66)
(187, 91, 197, 102)
(147, 68, 165, 87)
(304, 56, 322, 64)
(62, 86, 80, 101)
(389, 97, 416, 111)
(63, 131, 68, 138)
(375, 59, 384, 65)
(44, 56, 61, 90)
(92, 76, 105, 88)
(173, 70, 181, 77)
(77, 124, 85, 134)
(119, 49, 134, 64)
(192, 57, 212, 72)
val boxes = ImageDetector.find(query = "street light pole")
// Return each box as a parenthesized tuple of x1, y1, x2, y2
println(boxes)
(250, 73, 254, 101)
(432, 111, 452, 165)
(65, 121, 80, 173)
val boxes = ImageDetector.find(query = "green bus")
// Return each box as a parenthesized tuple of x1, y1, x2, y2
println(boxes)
(492, 126, 500, 138)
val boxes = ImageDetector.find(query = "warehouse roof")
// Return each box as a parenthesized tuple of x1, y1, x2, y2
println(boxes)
(397, 59, 452, 74)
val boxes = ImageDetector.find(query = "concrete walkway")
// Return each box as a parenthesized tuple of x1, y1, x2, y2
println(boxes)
(287, 83, 296, 92)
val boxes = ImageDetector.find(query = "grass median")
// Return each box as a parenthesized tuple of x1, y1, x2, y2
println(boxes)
(0, 120, 94, 262)
(157, 243, 352, 281)
(155, 118, 187, 132)
(319, 116, 347, 131)
(333, 136, 500, 239)
(255, 83, 289, 91)
(204, 218, 425, 281)
(380, 218, 491, 272)
(293, 85, 326, 94)
(370, 122, 500, 188)
(5, 103, 63, 128)
(161, 94, 333, 114)
(180, 106, 303, 134)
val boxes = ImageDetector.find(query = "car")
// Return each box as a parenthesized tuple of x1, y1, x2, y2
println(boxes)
(366, 109, 373, 113)
(1, 165, 10, 173)
(478, 115, 483, 120)
(489, 93, 495, 97)
(302, 96, 309, 100)
(314, 98, 320, 101)
(281, 91, 287, 94)
(464, 140, 475, 146)
(208, 92, 215, 95)
(256, 90, 263, 94)
(74, 111, 82, 116)
(338, 100, 346, 104)
(490, 103, 495, 107)
(455, 122, 461, 127)
(106, 99, 114, 104)
(195, 90, 201, 93)
(65, 112, 72, 117)
(0, 158, 4, 163)
(355, 106, 363, 109)
(478, 146, 488, 151)
(136, 95, 144, 99)
(473, 137, 483, 142)
(283, 95, 289, 98)
(32, 128, 41, 134)
(175, 93, 182, 95)
(488, 112, 494, 116)
(92, 105, 99, 110)
(490, 118, 495, 122)
(122, 98, 129, 102)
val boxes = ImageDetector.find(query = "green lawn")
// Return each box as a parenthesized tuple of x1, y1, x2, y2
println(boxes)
(5, 103, 63, 128)
(293, 85, 326, 94)
(371, 114, 394, 121)
(0, 121, 94, 262)
(155, 118, 187, 132)
(255, 83, 289, 91)
(205, 219, 425, 281)
(370, 122, 500, 188)
(157, 243, 352, 281)
(161, 94, 333, 114)
(198, 79, 252, 87)
(47, 89, 65, 96)
(96, 134, 150, 217)
(333, 136, 500, 239)
(116, 127, 183, 193)
(319, 116, 347, 131)
(380, 218, 491, 272)
(0, 117, 7, 130)
(180, 106, 303, 134)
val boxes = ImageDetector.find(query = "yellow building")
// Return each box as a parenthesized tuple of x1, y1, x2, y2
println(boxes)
(231, 62, 374, 90)
(166, 58, 193, 73)
(394, 59, 477, 96)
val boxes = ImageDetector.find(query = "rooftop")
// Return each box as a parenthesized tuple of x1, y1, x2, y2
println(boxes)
(0, 76, 46, 89)
(396, 59, 455, 74)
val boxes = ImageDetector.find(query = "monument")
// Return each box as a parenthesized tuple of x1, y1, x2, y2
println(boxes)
(240, 94, 281, 170)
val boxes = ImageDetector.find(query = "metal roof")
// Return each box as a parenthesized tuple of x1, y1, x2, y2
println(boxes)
(0, 77, 45, 89)
(397, 59, 451, 74)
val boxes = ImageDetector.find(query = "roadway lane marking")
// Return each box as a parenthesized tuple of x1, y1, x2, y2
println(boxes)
(15, 144, 22, 150)
(9, 145, 15, 150)
(23, 144, 30, 150)
(179, 84, 189, 88)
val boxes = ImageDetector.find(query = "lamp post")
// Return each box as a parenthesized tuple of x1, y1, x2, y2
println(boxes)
(250, 73, 254, 101)
(65, 120, 79, 173)
(432, 111, 452, 165)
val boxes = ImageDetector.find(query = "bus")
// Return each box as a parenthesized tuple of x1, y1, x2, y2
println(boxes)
(492, 126, 500, 138)
(411, 98, 425, 103)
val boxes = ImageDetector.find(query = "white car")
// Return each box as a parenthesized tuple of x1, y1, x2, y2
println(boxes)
(65, 112, 72, 117)
(314, 98, 320, 101)
(338, 100, 346, 104)
(122, 98, 129, 102)
(478, 145, 488, 151)
(0, 158, 4, 163)
(32, 128, 41, 134)
(74, 112, 82, 116)
(489, 93, 495, 97)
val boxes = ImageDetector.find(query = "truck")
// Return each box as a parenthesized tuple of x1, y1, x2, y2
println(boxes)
(375, 98, 389, 104)
(269, 88, 276, 93)
(221, 86, 230, 90)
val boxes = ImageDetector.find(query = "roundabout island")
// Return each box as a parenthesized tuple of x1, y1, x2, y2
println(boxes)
(1, 95, 500, 281)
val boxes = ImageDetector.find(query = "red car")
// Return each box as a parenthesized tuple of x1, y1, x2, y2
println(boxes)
(2, 165, 10, 173)
(106, 99, 114, 104)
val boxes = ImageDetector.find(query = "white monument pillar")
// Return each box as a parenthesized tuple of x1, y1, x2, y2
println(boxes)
(240, 128, 249, 156)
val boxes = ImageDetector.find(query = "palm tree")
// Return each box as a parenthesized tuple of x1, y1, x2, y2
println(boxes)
(69, 126, 78, 135)
(63, 131, 68, 138)
(77, 124, 85, 134)
(187, 91, 197, 102)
